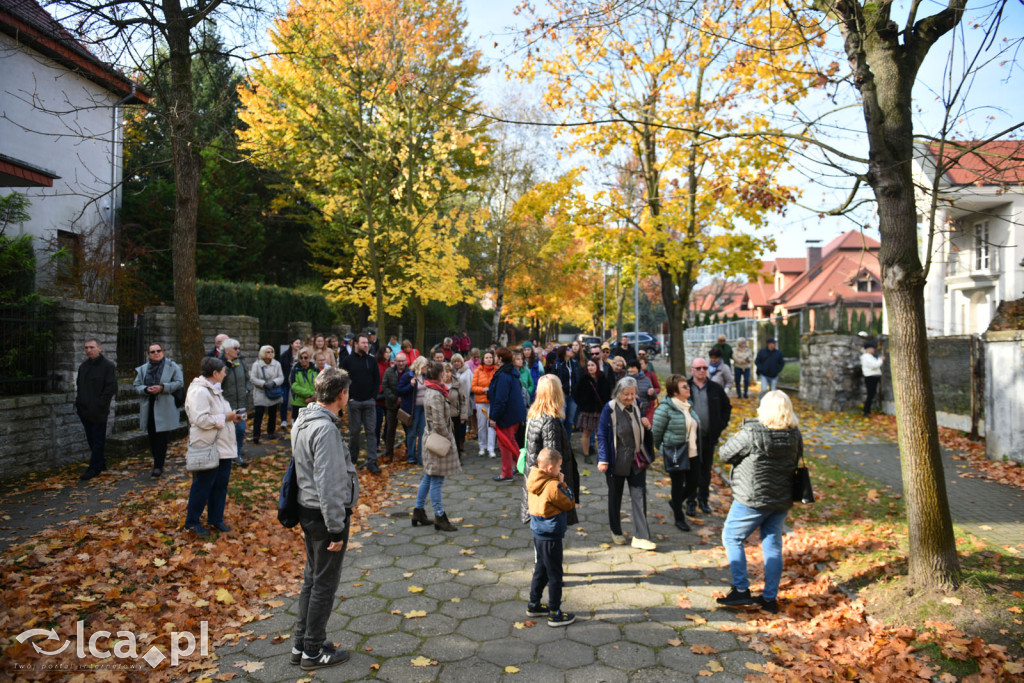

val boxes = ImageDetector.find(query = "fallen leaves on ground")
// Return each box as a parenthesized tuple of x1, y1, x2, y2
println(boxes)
(0, 440, 411, 681)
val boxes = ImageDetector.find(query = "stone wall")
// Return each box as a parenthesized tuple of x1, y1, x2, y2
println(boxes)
(144, 306, 260, 366)
(0, 299, 118, 477)
(983, 329, 1023, 463)
(799, 333, 873, 412)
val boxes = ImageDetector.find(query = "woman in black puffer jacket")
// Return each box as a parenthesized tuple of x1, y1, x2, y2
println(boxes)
(716, 390, 802, 615)
(519, 375, 580, 527)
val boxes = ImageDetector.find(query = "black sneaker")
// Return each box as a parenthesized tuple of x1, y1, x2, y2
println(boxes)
(699, 500, 712, 514)
(685, 500, 697, 516)
(492, 475, 514, 482)
(547, 610, 576, 627)
(716, 587, 757, 607)
(759, 597, 779, 614)
(290, 647, 302, 665)
(366, 463, 382, 474)
(80, 468, 100, 481)
(526, 602, 548, 617)
(300, 644, 350, 671)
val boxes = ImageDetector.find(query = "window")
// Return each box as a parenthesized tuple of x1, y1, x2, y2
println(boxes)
(974, 221, 989, 270)
(856, 276, 873, 293)
(55, 230, 82, 284)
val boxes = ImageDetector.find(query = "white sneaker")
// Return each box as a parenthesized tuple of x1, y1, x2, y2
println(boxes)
(611, 533, 627, 545)
(631, 537, 657, 551)
(488, 450, 497, 458)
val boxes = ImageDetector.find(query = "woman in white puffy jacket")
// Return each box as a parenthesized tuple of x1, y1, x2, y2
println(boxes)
(184, 356, 243, 536)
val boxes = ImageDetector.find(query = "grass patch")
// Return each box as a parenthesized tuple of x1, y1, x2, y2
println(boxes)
(777, 362, 800, 387)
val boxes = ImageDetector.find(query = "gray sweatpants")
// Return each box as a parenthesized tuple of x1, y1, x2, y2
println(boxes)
(347, 398, 378, 466)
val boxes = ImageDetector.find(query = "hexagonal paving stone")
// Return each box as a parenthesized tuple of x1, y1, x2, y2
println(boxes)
(615, 587, 669, 609)
(455, 615, 511, 642)
(629, 665, 699, 682)
(622, 621, 678, 646)
(400, 612, 458, 637)
(470, 584, 519, 603)
(418, 633, 479, 662)
(335, 594, 388, 617)
(477, 638, 536, 667)
(566, 620, 622, 646)
(500, 661, 566, 682)
(536, 639, 594, 668)
(424, 580, 471, 601)
(565, 663, 629, 683)
(395, 554, 439, 570)
(363, 630, 422, 656)
(373, 656, 445, 683)
(455, 568, 499, 586)
(438, 657, 503, 682)
(439, 597, 490, 620)
(347, 611, 402, 636)
(596, 640, 656, 670)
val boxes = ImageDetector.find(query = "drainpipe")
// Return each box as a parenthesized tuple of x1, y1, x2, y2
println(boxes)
(110, 85, 137, 274)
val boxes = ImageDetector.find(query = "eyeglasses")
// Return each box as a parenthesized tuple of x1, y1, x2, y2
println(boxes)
(299, 355, 309, 359)
(149, 350, 163, 354)
(691, 365, 708, 370)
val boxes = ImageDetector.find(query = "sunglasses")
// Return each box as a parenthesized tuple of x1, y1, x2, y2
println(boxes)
(149, 349, 163, 354)
(692, 365, 709, 370)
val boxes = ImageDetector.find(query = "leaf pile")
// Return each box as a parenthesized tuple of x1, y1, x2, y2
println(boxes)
(0, 440, 409, 681)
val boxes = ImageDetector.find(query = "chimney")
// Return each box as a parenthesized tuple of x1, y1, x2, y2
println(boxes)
(806, 239, 822, 270)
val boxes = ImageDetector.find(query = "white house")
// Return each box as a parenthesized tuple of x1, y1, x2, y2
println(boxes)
(0, 0, 148, 288)
(915, 140, 1024, 336)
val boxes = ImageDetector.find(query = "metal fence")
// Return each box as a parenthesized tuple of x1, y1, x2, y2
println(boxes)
(683, 318, 758, 345)
(116, 311, 147, 376)
(0, 303, 57, 396)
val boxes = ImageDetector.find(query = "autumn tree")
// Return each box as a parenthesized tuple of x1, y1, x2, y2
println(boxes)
(47, 0, 267, 379)
(517, 0, 816, 372)
(237, 0, 488, 345)
(795, 0, 1016, 590)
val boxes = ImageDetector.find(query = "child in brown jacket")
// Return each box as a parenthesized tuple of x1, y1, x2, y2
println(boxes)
(526, 448, 576, 627)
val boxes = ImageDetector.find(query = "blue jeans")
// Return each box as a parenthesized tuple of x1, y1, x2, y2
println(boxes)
(406, 405, 425, 464)
(185, 459, 233, 527)
(415, 474, 445, 516)
(563, 396, 578, 437)
(734, 368, 750, 397)
(234, 420, 246, 457)
(721, 500, 787, 600)
(280, 388, 291, 423)
(759, 375, 778, 397)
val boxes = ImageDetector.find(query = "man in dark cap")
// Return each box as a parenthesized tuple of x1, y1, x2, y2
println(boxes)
(754, 337, 785, 400)
(366, 330, 379, 355)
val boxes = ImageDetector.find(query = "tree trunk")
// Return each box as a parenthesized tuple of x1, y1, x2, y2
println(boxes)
(165, 6, 203, 379)
(456, 301, 469, 334)
(837, 0, 963, 589)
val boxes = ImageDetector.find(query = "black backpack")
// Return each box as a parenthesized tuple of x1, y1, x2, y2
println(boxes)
(278, 459, 301, 528)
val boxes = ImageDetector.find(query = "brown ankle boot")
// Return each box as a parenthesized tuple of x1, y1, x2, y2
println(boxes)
(411, 508, 430, 527)
(433, 513, 457, 532)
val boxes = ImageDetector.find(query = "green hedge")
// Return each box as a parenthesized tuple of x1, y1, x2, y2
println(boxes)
(197, 280, 335, 338)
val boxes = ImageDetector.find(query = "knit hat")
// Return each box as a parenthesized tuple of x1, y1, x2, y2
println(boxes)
(522, 341, 533, 348)
(766, 337, 776, 344)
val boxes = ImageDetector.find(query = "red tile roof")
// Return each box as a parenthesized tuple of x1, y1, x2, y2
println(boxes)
(928, 140, 1024, 186)
(774, 257, 805, 273)
(0, 0, 149, 102)
(822, 230, 881, 256)
(770, 243, 882, 309)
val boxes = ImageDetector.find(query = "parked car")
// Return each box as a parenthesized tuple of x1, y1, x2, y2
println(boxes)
(577, 334, 603, 348)
(611, 332, 661, 355)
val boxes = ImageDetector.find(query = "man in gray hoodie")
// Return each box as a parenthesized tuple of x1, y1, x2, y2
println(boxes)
(289, 367, 359, 672)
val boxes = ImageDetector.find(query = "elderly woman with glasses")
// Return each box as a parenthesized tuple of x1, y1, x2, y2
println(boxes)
(597, 376, 657, 551)
(289, 348, 318, 422)
(133, 342, 184, 477)
(251, 345, 284, 444)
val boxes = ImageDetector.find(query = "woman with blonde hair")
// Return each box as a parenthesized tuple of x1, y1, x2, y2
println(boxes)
(716, 390, 802, 614)
(519, 374, 580, 527)
(251, 345, 284, 444)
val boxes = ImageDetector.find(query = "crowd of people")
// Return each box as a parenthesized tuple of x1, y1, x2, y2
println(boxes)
(69, 328, 832, 670)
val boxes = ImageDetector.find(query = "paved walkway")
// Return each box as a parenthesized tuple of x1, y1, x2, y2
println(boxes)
(216, 448, 764, 682)
(819, 442, 1024, 550)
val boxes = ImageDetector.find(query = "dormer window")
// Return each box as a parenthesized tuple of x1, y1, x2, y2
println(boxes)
(856, 276, 874, 292)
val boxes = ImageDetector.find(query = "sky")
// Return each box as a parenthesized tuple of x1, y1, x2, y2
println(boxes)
(460, 0, 1024, 263)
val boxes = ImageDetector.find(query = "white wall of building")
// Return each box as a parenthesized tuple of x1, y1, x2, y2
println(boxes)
(1, 31, 124, 281)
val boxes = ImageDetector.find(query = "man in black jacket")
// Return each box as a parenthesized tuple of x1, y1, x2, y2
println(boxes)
(754, 338, 785, 399)
(341, 334, 381, 473)
(688, 356, 732, 515)
(381, 352, 407, 461)
(76, 338, 118, 480)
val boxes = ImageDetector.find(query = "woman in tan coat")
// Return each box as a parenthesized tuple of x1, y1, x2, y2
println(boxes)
(411, 361, 462, 531)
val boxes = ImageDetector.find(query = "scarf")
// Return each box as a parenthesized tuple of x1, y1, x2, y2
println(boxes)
(613, 399, 644, 453)
(708, 360, 721, 377)
(425, 379, 449, 398)
(144, 358, 164, 387)
(671, 396, 700, 459)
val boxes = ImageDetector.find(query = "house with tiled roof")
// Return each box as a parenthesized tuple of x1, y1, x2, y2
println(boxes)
(915, 140, 1024, 335)
(734, 230, 884, 330)
(0, 0, 148, 285)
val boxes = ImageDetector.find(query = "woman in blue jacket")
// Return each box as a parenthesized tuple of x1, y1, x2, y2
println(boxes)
(597, 376, 657, 551)
(487, 347, 527, 482)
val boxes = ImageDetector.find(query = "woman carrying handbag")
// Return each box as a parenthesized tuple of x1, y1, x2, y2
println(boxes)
(411, 361, 462, 531)
(651, 374, 702, 532)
